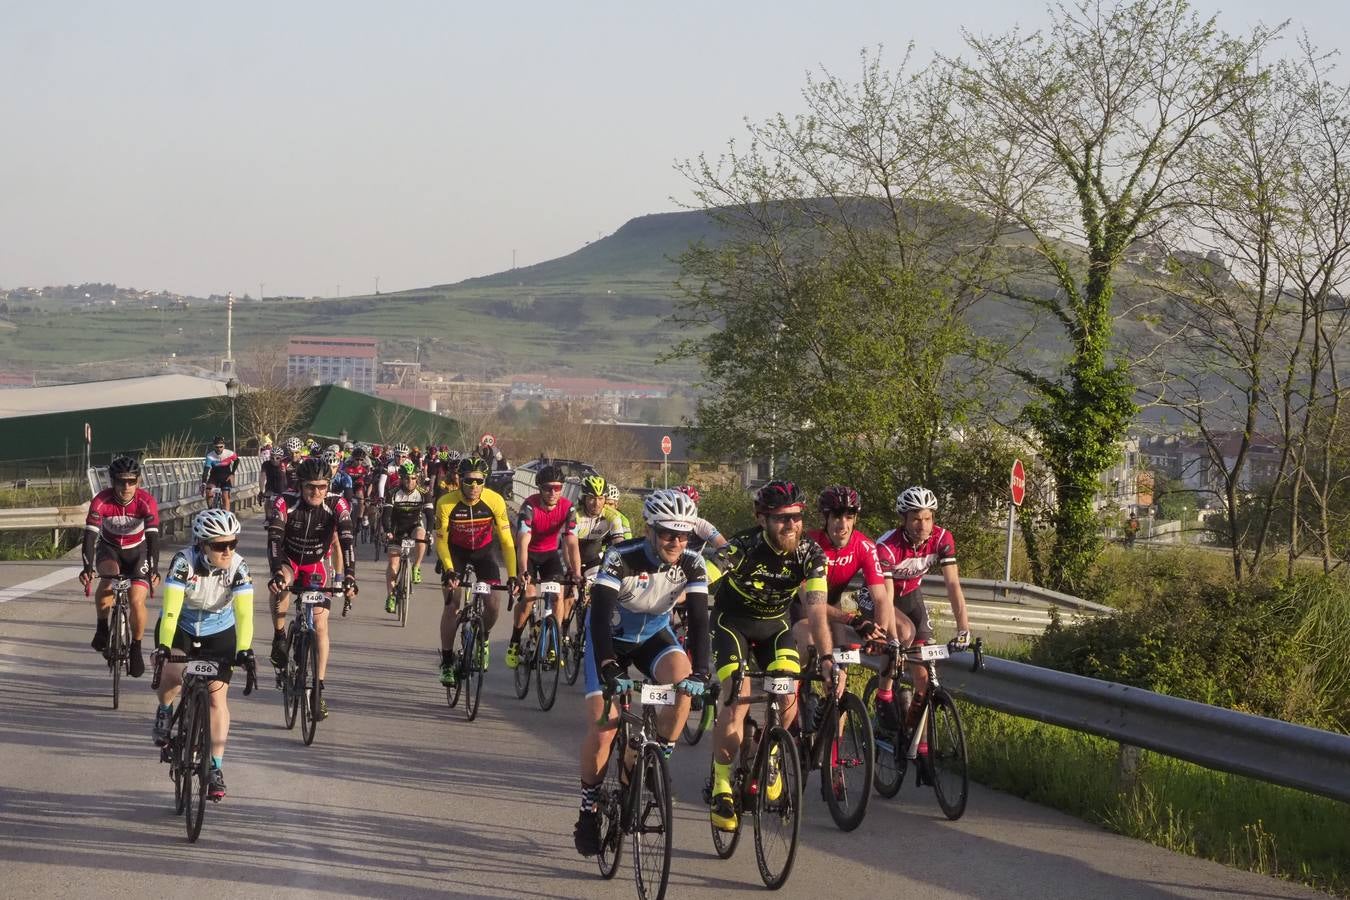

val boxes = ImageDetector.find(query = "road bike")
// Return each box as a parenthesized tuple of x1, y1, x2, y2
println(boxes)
(594, 678, 678, 900)
(276, 581, 344, 745)
(560, 574, 592, 686)
(797, 645, 874, 831)
(89, 577, 133, 709)
(388, 537, 420, 627)
(862, 637, 983, 820)
(204, 484, 225, 510)
(368, 500, 387, 561)
(353, 496, 369, 545)
(701, 665, 805, 890)
(153, 646, 256, 842)
(511, 579, 562, 711)
(445, 564, 492, 722)
(673, 613, 714, 746)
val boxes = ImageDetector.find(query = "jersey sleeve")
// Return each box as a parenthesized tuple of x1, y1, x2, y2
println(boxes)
(434, 492, 456, 571)
(489, 491, 518, 576)
(694, 517, 720, 543)
(802, 541, 828, 594)
(681, 551, 709, 596)
(231, 559, 254, 651)
(562, 505, 578, 535)
(859, 537, 885, 587)
(938, 529, 957, 566)
(517, 499, 535, 534)
(156, 552, 193, 647)
(593, 546, 625, 593)
(875, 537, 897, 579)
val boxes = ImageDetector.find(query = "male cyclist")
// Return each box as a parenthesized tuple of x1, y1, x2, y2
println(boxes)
(434, 455, 518, 685)
(80, 456, 161, 677)
(375, 442, 411, 498)
(875, 486, 972, 739)
(201, 436, 239, 511)
(671, 484, 729, 579)
(151, 509, 257, 802)
(342, 446, 372, 530)
(572, 488, 710, 856)
(266, 458, 357, 720)
(603, 483, 630, 536)
(259, 447, 289, 504)
(382, 461, 428, 611)
(325, 448, 353, 502)
(509, 464, 582, 669)
(706, 480, 832, 832)
(574, 475, 631, 578)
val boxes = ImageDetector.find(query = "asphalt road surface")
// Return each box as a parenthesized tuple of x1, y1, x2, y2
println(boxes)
(0, 516, 1326, 899)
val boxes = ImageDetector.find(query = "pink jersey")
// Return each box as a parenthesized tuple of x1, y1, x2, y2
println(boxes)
(85, 488, 160, 549)
(876, 525, 957, 595)
(806, 527, 885, 595)
(517, 494, 577, 554)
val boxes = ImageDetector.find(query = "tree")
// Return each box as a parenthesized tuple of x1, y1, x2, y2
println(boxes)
(938, 0, 1276, 591)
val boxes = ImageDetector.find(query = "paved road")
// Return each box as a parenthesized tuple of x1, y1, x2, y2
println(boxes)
(0, 519, 1326, 899)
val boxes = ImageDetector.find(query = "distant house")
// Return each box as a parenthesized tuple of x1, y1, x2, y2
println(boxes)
(286, 336, 377, 394)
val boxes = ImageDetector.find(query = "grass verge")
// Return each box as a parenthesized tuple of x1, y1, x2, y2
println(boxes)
(0, 529, 81, 561)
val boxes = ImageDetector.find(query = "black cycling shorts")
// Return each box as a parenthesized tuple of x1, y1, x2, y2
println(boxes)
(526, 551, 565, 584)
(895, 587, 934, 642)
(95, 542, 151, 588)
(160, 620, 236, 683)
(446, 545, 502, 604)
(711, 609, 800, 682)
(582, 614, 683, 698)
(387, 523, 425, 545)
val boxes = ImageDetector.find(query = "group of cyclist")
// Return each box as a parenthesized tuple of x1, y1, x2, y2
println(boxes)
(80, 437, 973, 858)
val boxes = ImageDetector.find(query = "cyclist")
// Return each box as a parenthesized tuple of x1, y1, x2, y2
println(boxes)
(259, 447, 289, 504)
(281, 437, 305, 492)
(671, 484, 729, 580)
(603, 483, 630, 536)
(325, 448, 352, 501)
(706, 479, 832, 832)
(874, 486, 972, 737)
(201, 435, 239, 511)
(509, 464, 582, 669)
(572, 488, 710, 857)
(375, 442, 411, 499)
(151, 509, 257, 802)
(343, 446, 372, 530)
(266, 457, 357, 720)
(434, 455, 518, 685)
(381, 460, 428, 611)
(574, 475, 631, 577)
(81, 456, 161, 677)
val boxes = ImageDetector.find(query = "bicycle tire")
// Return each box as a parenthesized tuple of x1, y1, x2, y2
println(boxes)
(752, 725, 802, 890)
(108, 602, 125, 710)
(536, 618, 561, 711)
(708, 755, 741, 859)
(682, 695, 709, 746)
(397, 556, 411, 628)
(172, 705, 189, 815)
(822, 691, 875, 832)
(562, 612, 582, 686)
(186, 689, 210, 842)
(513, 624, 533, 699)
(596, 724, 625, 879)
(929, 688, 969, 820)
(632, 744, 673, 900)
(465, 621, 484, 722)
(446, 616, 467, 709)
(282, 629, 300, 730)
(862, 676, 905, 799)
(301, 636, 320, 746)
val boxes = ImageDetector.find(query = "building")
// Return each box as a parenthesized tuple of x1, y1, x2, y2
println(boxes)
(286, 336, 377, 394)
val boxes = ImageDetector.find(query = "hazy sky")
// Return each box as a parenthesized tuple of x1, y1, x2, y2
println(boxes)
(2, 1, 1344, 299)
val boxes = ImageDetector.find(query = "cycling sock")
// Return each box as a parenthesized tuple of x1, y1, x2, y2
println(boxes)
(509, 624, 524, 645)
(876, 688, 893, 704)
(712, 761, 732, 796)
(210, 755, 222, 769)
(440, 649, 454, 667)
(158, 703, 173, 713)
(579, 781, 600, 813)
(658, 741, 674, 761)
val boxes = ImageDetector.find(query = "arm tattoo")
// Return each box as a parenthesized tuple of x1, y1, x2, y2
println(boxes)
(802, 589, 827, 608)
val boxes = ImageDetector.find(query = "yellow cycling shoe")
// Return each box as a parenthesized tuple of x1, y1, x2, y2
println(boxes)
(765, 747, 783, 802)
(710, 793, 737, 831)
(505, 643, 521, 669)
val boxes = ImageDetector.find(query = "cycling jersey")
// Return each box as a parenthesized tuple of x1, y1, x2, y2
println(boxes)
(433, 487, 517, 576)
(266, 492, 355, 575)
(375, 462, 410, 499)
(875, 525, 956, 595)
(157, 547, 254, 648)
(381, 486, 425, 536)
(260, 458, 290, 495)
(713, 526, 828, 619)
(329, 471, 353, 501)
(684, 517, 722, 554)
(517, 494, 577, 554)
(805, 527, 886, 603)
(575, 505, 631, 567)
(588, 538, 710, 675)
(344, 463, 371, 497)
(202, 448, 240, 487)
(85, 488, 160, 551)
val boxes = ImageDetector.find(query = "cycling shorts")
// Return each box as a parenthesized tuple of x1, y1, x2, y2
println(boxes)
(711, 609, 800, 683)
(282, 559, 332, 606)
(446, 545, 501, 603)
(388, 523, 425, 545)
(95, 541, 151, 588)
(583, 611, 683, 699)
(159, 620, 236, 682)
(895, 587, 933, 643)
(526, 551, 565, 584)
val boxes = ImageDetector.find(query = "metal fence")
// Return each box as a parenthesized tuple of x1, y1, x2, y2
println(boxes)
(83, 457, 263, 535)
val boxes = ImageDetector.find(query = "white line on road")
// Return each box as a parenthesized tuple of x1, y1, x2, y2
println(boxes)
(0, 566, 82, 604)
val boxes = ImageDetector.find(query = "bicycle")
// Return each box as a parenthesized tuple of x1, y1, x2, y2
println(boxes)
(353, 496, 369, 545)
(673, 613, 715, 746)
(560, 574, 592, 686)
(444, 563, 492, 722)
(862, 637, 983, 820)
(88, 577, 132, 709)
(275, 580, 344, 746)
(388, 537, 421, 627)
(153, 645, 257, 843)
(510, 579, 563, 710)
(204, 484, 225, 510)
(594, 678, 678, 900)
(368, 500, 387, 561)
(797, 645, 874, 831)
(701, 664, 805, 890)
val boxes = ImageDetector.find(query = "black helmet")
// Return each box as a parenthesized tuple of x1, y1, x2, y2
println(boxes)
(211, 435, 224, 445)
(458, 455, 490, 478)
(818, 485, 861, 515)
(755, 480, 805, 513)
(535, 464, 564, 487)
(295, 458, 328, 484)
(108, 456, 140, 479)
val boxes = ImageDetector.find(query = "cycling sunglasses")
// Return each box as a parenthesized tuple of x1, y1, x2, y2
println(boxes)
(206, 539, 238, 552)
(461, 477, 486, 485)
(654, 527, 690, 542)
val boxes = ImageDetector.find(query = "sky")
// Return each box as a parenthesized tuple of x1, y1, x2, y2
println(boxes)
(2, 1, 1346, 299)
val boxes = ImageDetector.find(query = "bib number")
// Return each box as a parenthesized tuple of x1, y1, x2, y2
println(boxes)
(919, 644, 949, 661)
(183, 660, 219, 677)
(473, 581, 492, 595)
(539, 581, 562, 597)
(299, 592, 326, 605)
(401, 539, 415, 554)
(640, 683, 676, 706)
(832, 648, 861, 665)
(765, 676, 795, 695)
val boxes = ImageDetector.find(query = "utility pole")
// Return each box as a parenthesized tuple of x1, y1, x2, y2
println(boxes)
(259, 281, 265, 302)
(374, 275, 380, 295)
(512, 249, 517, 270)
(224, 291, 234, 376)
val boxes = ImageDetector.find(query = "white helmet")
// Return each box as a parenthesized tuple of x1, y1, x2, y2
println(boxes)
(193, 508, 241, 542)
(895, 486, 938, 515)
(642, 488, 699, 532)
(322, 449, 340, 466)
(605, 484, 621, 502)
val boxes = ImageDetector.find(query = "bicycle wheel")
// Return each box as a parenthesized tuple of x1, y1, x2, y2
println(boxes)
(536, 618, 561, 711)
(108, 603, 125, 710)
(171, 706, 190, 815)
(822, 691, 875, 832)
(682, 690, 713, 746)
(706, 749, 741, 859)
(561, 613, 582, 686)
(862, 676, 905, 799)
(185, 690, 210, 842)
(752, 725, 802, 890)
(596, 726, 625, 879)
(300, 636, 320, 746)
(632, 744, 672, 900)
(282, 628, 301, 729)
(464, 621, 484, 722)
(513, 625, 533, 699)
(929, 689, 969, 820)
(397, 558, 411, 627)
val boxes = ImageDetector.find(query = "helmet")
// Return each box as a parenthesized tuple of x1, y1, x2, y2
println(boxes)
(895, 486, 939, 514)
(675, 484, 700, 505)
(342, 441, 353, 451)
(606, 484, 621, 503)
(818, 485, 861, 515)
(306, 438, 320, 451)
(399, 460, 418, 477)
(211, 435, 224, 446)
(439, 444, 450, 452)
(322, 449, 340, 466)
(295, 458, 328, 484)
(192, 508, 241, 542)
(754, 480, 805, 513)
(108, 456, 141, 480)
(326, 444, 339, 454)
(284, 437, 303, 454)
(351, 446, 367, 460)
(392, 442, 409, 455)
(447, 449, 461, 462)
(581, 475, 607, 498)
(535, 464, 564, 487)
(458, 455, 490, 478)
(642, 489, 699, 532)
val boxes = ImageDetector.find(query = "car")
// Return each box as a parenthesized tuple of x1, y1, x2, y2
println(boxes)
(505, 457, 600, 515)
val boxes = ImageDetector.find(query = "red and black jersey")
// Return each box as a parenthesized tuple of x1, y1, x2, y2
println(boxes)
(875, 525, 957, 595)
(266, 492, 355, 575)
(344, 463, 371, 496)
(86, 488, 160, 549)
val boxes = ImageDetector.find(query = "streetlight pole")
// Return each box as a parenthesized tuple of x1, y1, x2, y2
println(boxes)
(226, 377, 239, 451)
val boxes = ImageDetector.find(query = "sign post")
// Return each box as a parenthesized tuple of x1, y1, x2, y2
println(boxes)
(660, 434, 672, 489)
(83, 422, 92, 476)
(1006, 458, 1025, 582)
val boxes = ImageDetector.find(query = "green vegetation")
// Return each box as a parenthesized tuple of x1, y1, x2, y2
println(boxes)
(0, 529, 80, 561)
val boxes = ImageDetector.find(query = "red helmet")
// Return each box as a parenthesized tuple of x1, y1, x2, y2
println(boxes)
(818, 485, 861, 515)
(675, 484, 700, 505)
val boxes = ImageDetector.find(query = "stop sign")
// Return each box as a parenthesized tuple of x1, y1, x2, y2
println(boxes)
(661, 435, 672, 456)
(1010, 458, 1026, 506)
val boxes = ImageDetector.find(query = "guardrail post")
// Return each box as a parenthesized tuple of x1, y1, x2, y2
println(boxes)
(1115, 742, 1142, 793)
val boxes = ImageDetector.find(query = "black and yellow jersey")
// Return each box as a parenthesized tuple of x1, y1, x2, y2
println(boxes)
(434, 487, 517, 575)
(712, 526, 828, 619)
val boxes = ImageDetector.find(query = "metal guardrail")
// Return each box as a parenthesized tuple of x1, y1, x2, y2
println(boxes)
(937, 653, 1350, 804)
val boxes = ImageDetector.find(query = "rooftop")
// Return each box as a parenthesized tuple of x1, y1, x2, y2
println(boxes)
(0, 373, 228, 419)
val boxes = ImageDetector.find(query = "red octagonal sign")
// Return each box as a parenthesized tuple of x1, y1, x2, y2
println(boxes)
(1011, 458, 1026, 507)
(661, 435, 672, 456)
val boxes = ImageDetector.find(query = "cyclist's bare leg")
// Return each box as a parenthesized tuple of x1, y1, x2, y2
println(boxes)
(513, 583, 535, 633)
(653, 649, 692, 742)
(208, 679, 230, 759)
(156, 663, 184, 705)
(483, 592, 502, 631)
(385, 547, 399, 595)
(581, 693, 620, 784)
(128, 581, 150, 640)
(440, 586, 460, 649)
(879, 612, 917, 694)
(93, 557, 119, 617)
(270, 567, 295, 633)
(222, 489, 232, 513)
(315, 607, 331, 681)
(412, 528, 426, 570)
(712, 674, 753, 766)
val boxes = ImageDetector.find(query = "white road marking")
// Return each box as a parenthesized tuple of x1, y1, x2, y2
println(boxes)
(0, 566, 82, 604)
